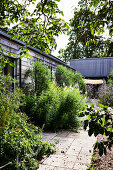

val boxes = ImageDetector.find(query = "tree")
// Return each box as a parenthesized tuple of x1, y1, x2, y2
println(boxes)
(57, 0, 113, 62)
(0, 0, 68, 54)
(89, 0, 113, 36)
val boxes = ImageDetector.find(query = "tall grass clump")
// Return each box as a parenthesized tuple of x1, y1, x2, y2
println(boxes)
(24, 82, 85, 131)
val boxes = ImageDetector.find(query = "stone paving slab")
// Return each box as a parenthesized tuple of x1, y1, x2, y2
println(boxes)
(38, 129, 97, 170)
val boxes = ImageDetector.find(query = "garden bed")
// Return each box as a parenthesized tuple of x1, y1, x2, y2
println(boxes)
(91, 135, 113, 170)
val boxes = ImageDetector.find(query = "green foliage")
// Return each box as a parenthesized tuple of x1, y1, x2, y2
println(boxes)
(0, 44, 8, 70)
(74, 72, 86, 94)
(57, 0, 113, 61)
(0, 0, 26, 27)
(0, 73, 55, 169)
(55, 65, 75, 87)
(82, 104, 113, 156)
(89, 0, 113, 36)
(55, 65, 86, 94)
(0, 74, 17, 134)
(58, 5, 108, 61)
(1, 0, 68, 53)
(23, 82, 85, 131)
(0, 112, 55, 169)
(25, 60, 51, 96)
(34, 82, 61, 130)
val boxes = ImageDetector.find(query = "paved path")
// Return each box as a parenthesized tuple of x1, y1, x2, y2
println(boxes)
(39, 129, 97, 170)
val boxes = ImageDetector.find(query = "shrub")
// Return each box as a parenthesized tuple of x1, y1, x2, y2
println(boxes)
(0, 112, 55, 169)
(0, 74, 18, 134)
(74, 72, 86, 94)
(21, 94, 37, 123)
(55, 65, 75, 87)
(25, 60, 51, 96)
(55, 65, 86, 94)
(0, 74, 55, 169)
(56, 87, 85, 130)
(23, 82, 85, 131)
(23, 82, 61, 129)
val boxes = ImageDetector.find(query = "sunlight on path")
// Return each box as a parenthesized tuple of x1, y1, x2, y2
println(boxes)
(38, 129, 97, 170)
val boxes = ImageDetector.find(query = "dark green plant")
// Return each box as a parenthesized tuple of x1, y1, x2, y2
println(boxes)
(56, 87, 85, 130)
(55, 65, 86, 94)
(1, 0, 68, 54)
(24, 82, 85, 131)
(82, 104, 113, 157)
(25, 60, 51, 96)
(0, 112, 55, 169)
(0, 73, 55, 169)
(55, 65, 71, 87)
(74, 72, 86, 94)
(21, 94, 37, 123)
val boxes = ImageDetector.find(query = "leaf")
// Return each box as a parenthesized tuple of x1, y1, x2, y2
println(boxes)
(8, 52, 17, 58)
(84, 120, 88, 130)
(88, 129, 93, 136)
(25, 53, 32, 58)
(98, 143, 104, 156)
(14, 17, 18, 23)
(9, 62, 16, 68)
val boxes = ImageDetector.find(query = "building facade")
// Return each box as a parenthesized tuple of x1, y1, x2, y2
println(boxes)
(70, 58, 113, 98)
(0, 29, 75, 88)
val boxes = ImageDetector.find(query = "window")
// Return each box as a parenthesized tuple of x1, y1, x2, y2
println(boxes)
(4, 57, 21, 88)
(48, 65, 53, 81)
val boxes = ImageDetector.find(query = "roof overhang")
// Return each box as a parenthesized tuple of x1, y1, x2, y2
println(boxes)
(84, 79, 103, 85)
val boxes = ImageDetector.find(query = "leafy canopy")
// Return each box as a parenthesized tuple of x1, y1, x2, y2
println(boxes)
(89, 0, 113, 36)
(0, 0, 69, 53)
(57, 0, 113, 61)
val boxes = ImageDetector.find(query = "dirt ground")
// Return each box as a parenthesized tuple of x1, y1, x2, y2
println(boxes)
(90, 135, 113, 170)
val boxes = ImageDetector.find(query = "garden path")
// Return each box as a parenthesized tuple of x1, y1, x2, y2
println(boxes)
(38, 129, 97, 170)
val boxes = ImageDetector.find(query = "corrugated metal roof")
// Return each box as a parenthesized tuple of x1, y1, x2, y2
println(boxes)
(70, 58, 113, 78)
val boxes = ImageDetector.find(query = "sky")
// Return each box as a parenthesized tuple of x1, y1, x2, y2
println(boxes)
(52, 0, 80, 56)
